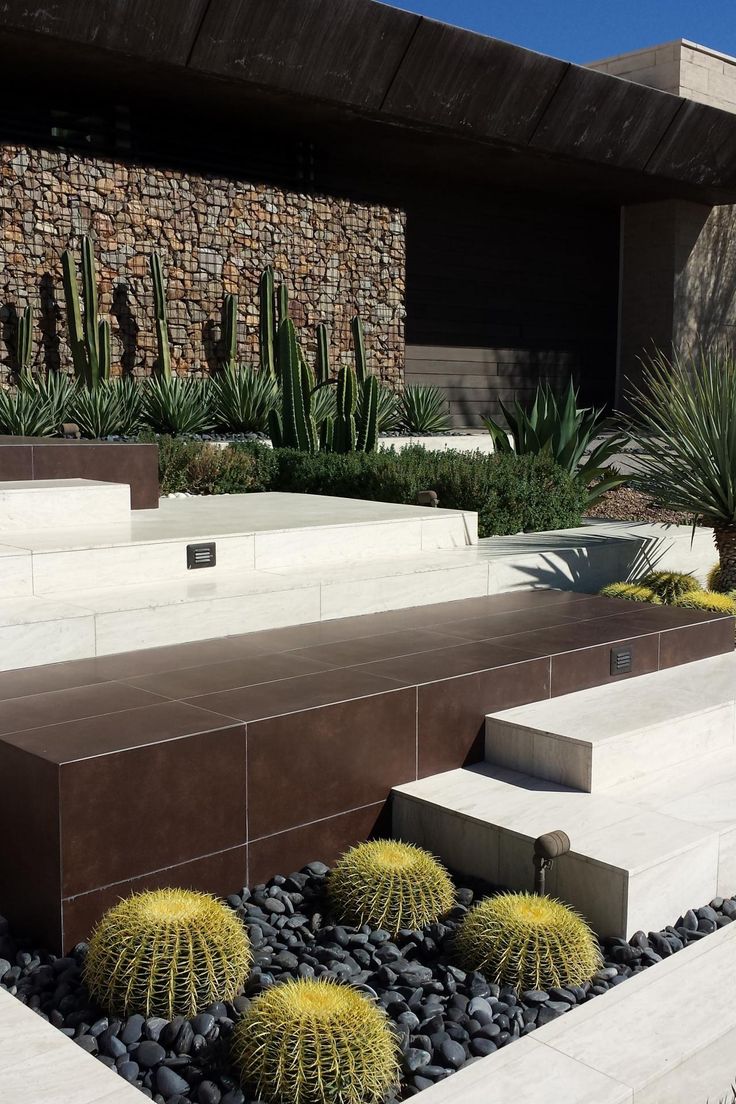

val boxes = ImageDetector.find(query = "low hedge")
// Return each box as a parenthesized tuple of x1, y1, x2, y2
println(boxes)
(156, 438, 586, 537)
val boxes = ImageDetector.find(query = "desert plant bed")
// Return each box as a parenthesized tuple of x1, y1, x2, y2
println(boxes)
(2, 862, 734, 1104)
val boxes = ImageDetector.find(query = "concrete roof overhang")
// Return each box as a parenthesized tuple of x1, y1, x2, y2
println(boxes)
(2, 0, 736, 205)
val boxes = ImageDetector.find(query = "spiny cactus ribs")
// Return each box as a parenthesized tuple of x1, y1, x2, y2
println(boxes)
(327, 839, 455, 935)
(599, 581, 662, 604)
(640, 570, 699, 603)
(84, 888, 252, 1018)
(233, 977, 399, 1104)
(455, 891, 602, 992)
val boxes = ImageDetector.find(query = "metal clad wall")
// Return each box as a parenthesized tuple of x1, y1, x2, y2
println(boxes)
(405, 195, 619, 427)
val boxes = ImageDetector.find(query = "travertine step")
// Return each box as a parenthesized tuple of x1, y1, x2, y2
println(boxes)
(0, 478, 130, 530)
(485, 653, 736, 791)
(393, 761, 720, 938)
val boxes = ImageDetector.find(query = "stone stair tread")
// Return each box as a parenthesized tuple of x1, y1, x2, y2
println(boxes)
(487, 652, 736, 746)
(394, 762, 717, 874)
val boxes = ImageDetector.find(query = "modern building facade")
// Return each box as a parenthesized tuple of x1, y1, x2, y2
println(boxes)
(1, 2, 736, 425)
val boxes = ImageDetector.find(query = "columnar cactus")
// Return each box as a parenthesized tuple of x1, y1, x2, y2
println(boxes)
(259, 266, 277, 378)
(16, 304, 32, 374)
(222, 292, 238, 372)
(62, 235, 110, 389)
(150, 251, 172, 380)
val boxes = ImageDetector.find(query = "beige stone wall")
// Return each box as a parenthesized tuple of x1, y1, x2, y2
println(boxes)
(0, 145, 406, 384)
(587, 39, 736, 113)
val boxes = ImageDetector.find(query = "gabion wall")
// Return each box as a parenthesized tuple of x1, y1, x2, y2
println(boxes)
(0, 145, 406, 384)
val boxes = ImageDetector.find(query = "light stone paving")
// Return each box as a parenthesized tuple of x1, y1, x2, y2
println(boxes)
(0, 985, 141, 1103)
(0, 487, 720, 671)
(395, 653, 736, 937)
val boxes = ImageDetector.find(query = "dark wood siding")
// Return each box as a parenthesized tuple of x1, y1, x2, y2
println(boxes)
(405, 193, 620, 427)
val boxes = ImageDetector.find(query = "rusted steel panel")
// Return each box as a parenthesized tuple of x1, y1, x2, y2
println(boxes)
(0, 0, 208, 65)
(189, 0, 421, 111)
(529, 65, 682, 170)
(382, 19, 568, 143)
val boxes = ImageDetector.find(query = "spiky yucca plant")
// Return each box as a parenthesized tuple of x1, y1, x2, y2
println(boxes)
(84, 888, 252, 1018)
(456, 892, 601, 992)
(639, 570, 699, 604)
(625, 347, 736, 591)
(599, 582, 662, 604)
(328, 840, 455, 935)
(233, 978, 399, 1104)
(672, 589, 736, 616)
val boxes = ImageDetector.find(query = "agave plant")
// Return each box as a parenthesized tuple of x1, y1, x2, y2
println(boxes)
(69, 378, 142, 439)
(372, 382, 401, 434)
(399, 383, 449, 434)
(482, 378, 629, 509)
(17, 370, 73, 429)
(212, 364, 279, 434)
(143, 375, 214, 436)
(0, 387, 60, 437)
(625, 346, 736, 591)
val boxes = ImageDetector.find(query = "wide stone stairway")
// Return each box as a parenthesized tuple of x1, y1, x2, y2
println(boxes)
(394, 651, 736, 938)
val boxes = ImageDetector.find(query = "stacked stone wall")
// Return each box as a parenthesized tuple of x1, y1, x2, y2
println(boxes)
(0, 145, 406, 383)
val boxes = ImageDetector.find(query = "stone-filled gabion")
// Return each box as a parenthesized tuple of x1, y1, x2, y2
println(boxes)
(84, 888, 252, 1018)
(0, 144, 406, 384)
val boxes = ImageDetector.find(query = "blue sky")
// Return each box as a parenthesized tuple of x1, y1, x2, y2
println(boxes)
(395, 0, 735, 63)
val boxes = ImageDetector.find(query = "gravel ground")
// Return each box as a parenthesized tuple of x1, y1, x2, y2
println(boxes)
(587, 486, 700, 527)
(2, 864, 734, 1103)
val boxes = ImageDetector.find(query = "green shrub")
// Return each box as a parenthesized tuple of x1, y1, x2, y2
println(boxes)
(155, 436, 276, 496)
(232, 977, 399, 1104)
(328, 840, 455, 935)
(263, 446, 586, 537)
(455, 892, 601, 992)
(84, 888, 252, 1018)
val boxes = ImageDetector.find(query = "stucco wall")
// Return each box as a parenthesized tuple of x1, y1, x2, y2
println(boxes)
(0, 144, 406, 384)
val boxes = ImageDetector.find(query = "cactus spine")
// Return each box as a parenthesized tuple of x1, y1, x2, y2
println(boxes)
(222, 292, 238, 372)
(62, 236, 110, 389)
(16, 305, 32, 374)
(150, 252, 172, 380)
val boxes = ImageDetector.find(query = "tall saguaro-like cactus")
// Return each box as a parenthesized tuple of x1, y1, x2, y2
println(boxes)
(269, 317, 317, 452)
(259, 266, 276, 379)
(16, 304, 32, 374)
(222, 292, 238, 373)
(62, 236, 111, 389)
(150, 252, 172, 380)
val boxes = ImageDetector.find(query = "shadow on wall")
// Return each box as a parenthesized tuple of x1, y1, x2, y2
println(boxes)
(110, 284, 140, 377)
(489, 528, 712, 593)
(678, 204, 736, 352)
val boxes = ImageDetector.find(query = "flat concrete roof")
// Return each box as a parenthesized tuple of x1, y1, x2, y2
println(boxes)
(2, 0, 736, 201)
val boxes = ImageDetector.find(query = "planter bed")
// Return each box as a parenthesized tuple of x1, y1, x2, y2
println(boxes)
(2, 865, 735, 1104)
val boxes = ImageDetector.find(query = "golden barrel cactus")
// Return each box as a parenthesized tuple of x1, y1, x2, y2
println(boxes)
(639, 570, 699, 604)
(328, 839, 455, 935)
(672, 589, 736, 616)
(455, 892, 601, 992)
(233, 977, 400, 1104)
(599, 582, 661, 604)
(84, 888, 252, 1018)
